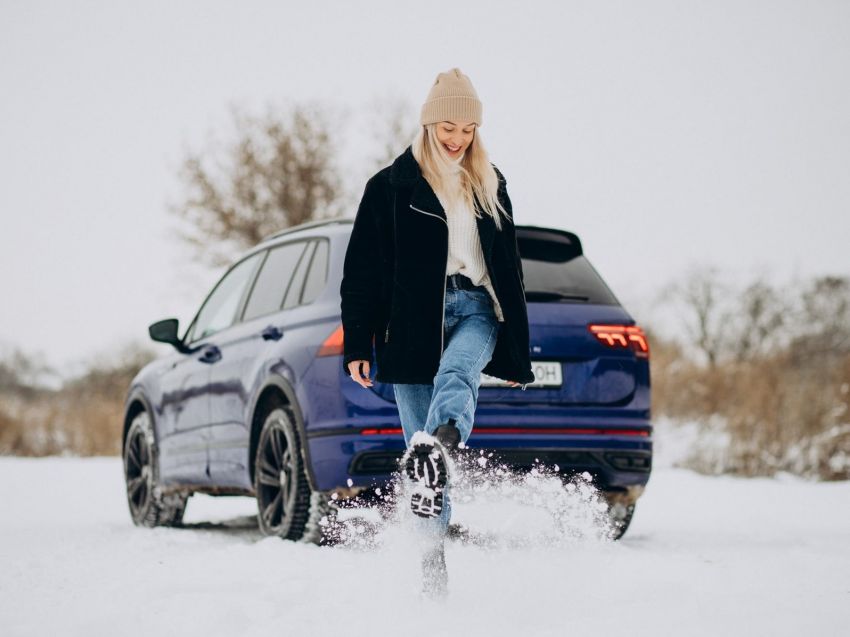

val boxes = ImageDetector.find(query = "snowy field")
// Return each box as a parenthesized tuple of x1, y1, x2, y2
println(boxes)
(1, 455, 848, 637)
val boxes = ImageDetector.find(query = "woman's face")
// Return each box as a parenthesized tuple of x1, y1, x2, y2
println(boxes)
(434, 120, 476, 160)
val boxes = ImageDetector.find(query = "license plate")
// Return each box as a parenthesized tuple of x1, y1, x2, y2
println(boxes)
(480, 361, 563, 388)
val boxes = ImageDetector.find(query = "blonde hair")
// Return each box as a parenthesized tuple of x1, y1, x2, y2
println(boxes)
(411, 123, 509, 230)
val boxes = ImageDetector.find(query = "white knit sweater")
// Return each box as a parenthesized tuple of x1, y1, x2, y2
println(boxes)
(434, 161, 505, 322)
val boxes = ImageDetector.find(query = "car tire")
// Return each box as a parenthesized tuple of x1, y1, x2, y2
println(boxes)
(254, 405, 313, 540)
(123, 410, 189, 528)
(607, 501, 636, 540)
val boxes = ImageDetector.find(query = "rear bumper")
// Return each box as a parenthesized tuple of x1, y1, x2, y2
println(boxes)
(306, 428, 652, 493)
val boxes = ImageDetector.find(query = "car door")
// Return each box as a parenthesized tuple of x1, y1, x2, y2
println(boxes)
(206, 239, 315, 485)
(156, 351, 215, 486)
(157, 252, 264, 485)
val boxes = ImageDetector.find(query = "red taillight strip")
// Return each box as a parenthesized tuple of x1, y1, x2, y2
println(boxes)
(588, 323, 650, 358)
(317, 325, 345, 357)
(360, 427, 404, 435)
(474, 427, 650, 437)
(360, 427, 649, 437)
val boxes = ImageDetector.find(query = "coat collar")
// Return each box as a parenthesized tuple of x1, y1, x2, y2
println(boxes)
(388, 145, 498, 252)
(389, 145, 445, 218)
(388, 145, 420, 188)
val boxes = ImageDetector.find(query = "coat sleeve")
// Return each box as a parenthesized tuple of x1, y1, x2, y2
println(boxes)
(492, 165, 525, 290)
(504, 187, 525, 291)
(493, 164, 533, 389)
(339, 175, 385, 377)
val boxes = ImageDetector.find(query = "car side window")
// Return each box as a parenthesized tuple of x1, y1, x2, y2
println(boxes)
(282, 241, 315, 310)
(185, 253, 263, 343)
(300, 239, 329, 305)
(242, 241, 309, 322)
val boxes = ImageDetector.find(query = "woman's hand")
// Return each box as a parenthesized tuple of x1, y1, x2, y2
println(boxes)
(347, 360, 374, 388)
(507, 380, 521, 387)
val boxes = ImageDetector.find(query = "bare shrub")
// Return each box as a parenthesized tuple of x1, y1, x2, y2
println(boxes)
(644, 326, 688, 416)
(655, 272, 850, 479)
(0, 343, 156, 457)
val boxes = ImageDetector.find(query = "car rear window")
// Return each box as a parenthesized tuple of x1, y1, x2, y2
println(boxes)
(518, 230, 620, 305)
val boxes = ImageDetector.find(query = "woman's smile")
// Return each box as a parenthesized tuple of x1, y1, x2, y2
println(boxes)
(435, 120, 475, 159)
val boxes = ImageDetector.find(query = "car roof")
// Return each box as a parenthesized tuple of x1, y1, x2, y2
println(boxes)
(249, 217, 583, 259)
(260, 216, 353, 245)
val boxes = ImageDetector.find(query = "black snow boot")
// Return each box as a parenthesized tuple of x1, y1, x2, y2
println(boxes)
(402, 419, 460, 519)
(403, 440, 449, 518)
(433, 418, 461, 455)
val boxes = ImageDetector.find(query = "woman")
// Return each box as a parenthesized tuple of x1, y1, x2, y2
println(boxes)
(340, 67, 534, 591)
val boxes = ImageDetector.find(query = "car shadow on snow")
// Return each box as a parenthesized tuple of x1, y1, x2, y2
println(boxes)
(176, 514, 266, 541)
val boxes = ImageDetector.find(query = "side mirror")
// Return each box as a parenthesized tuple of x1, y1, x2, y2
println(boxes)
(149, 318, 191, 354)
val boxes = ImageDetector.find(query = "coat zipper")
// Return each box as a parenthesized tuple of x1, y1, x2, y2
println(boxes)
(409, 201, 526, 388)
(409, 204, 446, 224)
(385, 193, 399, 344)
(409, 203, 449, 356)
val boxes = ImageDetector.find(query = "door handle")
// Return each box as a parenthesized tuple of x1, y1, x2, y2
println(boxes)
(198, 345, 221, 364)
(261, 325, 283, 341)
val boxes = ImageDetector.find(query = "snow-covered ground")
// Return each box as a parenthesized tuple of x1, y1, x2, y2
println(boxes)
(1, 455, 848, 637)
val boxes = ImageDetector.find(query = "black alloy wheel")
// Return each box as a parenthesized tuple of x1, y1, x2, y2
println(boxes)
(254, 407, 312, 540)
(123, 410, 188, 527)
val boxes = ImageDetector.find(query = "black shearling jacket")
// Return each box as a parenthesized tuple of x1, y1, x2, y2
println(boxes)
(339, 145, 535, 387)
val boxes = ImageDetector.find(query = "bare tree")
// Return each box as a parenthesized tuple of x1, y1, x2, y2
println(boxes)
(366, 94, 419, 172)
(789, 275, 850, 363)
(672, 266, 732, 369)
(729, 279, 787, 362)
(0, 347, 55, 396)
(170, 101, 344, 267)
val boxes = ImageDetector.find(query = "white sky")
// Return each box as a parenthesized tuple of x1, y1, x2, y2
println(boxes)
(1, 0, 848, 377)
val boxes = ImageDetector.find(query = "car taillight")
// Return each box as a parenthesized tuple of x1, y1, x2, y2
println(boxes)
(317, 324, 344, 357)
(588, 324, 650, 358)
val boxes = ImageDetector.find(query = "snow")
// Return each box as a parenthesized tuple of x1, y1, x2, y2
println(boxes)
(1, 456, 849, 637)
(409, 430, 438, 447)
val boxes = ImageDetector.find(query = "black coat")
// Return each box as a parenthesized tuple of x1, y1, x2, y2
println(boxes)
(340, 145, 535, 387)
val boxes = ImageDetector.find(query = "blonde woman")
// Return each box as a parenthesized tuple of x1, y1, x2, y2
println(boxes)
(340, 67, 534, 594)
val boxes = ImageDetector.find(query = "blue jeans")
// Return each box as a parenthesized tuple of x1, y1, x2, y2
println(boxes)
(392, 283, 500, 533)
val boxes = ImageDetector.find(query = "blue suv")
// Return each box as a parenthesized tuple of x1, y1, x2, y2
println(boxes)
(122, 218, 652, 541)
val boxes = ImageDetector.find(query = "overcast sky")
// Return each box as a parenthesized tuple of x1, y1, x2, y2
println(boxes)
(1, 0, 848, 377)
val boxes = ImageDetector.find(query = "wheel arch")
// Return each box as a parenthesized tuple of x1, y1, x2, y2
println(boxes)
(123, 389, 157, 450)
(248, 376, 318, 492)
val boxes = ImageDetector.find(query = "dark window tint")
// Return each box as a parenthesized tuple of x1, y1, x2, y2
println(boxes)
(186, 253, 263, 342)
(283, 241, 314, 309)
(242, 241, 309, 321)
(300, 239, 329, 305)
(518, 231, 619, 305)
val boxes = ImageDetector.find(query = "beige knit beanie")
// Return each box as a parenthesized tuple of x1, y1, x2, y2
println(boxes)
(420, 67, 483, 127)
